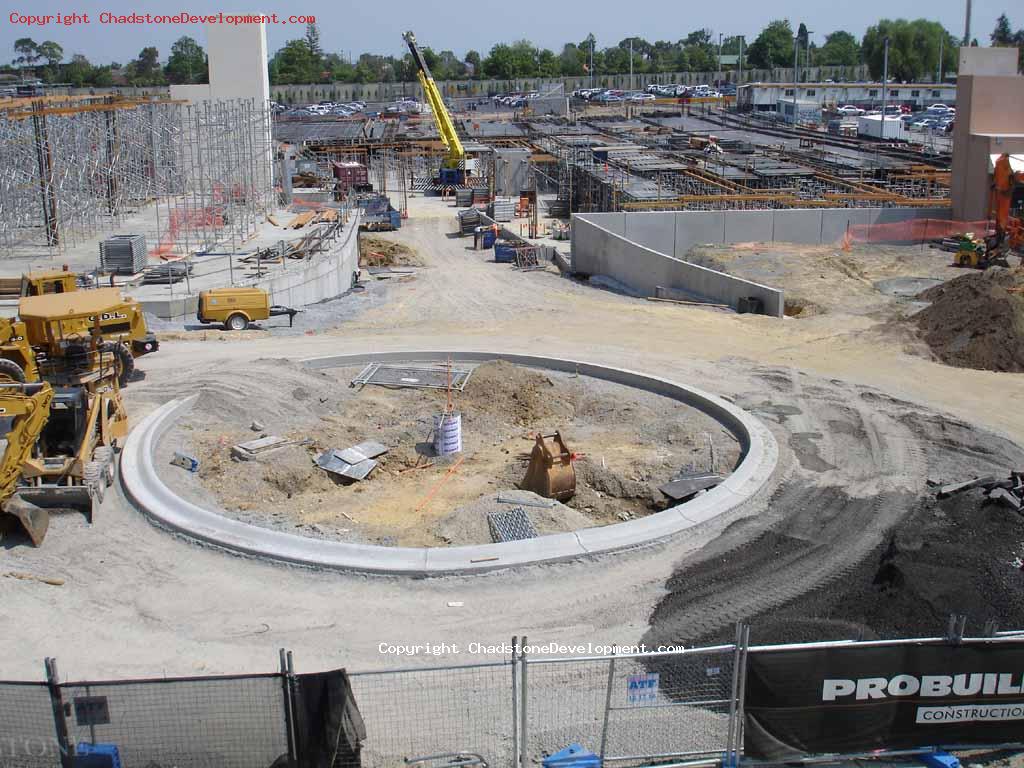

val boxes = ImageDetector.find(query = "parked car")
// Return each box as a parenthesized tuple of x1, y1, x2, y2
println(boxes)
(836, 105, 866, 116)
(629, 92, 655, 102)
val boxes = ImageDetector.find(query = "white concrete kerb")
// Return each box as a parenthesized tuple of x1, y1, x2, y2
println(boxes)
(120, 351, 778, 575)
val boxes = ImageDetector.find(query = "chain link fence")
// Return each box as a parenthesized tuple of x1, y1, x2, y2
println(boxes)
(0, 645, 744, 768)
(349, 662, 514, 768)
(524, 646, 737, 766)
(0, 681, 61, 768)
(59, 675, 288, 768)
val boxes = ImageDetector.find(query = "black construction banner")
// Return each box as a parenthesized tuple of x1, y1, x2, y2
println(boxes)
(744, 640, 1024, 759)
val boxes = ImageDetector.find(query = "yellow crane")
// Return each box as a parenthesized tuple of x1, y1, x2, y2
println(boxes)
(403, 31, 467, 186)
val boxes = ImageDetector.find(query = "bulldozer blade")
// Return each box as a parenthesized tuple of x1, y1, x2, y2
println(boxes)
(15, 486, 95, 522)
(3, 495, 50, 547)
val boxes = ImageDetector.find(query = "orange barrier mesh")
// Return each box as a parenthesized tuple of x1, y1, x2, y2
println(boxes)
(842, 218, 993, 250)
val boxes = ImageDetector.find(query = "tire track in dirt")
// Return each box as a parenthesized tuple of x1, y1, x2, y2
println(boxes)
(643, 367, 947, 647)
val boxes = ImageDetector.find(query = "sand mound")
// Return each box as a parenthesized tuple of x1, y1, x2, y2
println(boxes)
(359, 235, 422, 266)
(914, 268, 1024, 372)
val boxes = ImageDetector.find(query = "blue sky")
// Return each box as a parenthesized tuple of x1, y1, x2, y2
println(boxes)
(2, 0, 1015, 66)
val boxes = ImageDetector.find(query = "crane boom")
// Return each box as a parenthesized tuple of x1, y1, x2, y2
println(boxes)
(403, 31, 465, 173)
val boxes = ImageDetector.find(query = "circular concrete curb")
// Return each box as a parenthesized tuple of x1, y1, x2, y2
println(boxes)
(120, 351, 778, 575)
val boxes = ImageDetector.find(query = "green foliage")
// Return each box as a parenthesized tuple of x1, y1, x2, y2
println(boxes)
(126, 46, 164, 86)
(817, 31, 860, 66)
(269, 39, 320, 84)
(990, 14, 1024, 71)
(164, 36, 207, 84)
(746, 20, 794, 69)
(862, 19, 955, 82)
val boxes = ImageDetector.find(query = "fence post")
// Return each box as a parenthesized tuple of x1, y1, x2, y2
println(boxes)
(44, 658, 73, 768)
(519, 635, 528, 768)
(734, 624, 751, 763)
(598, 650, 617, 760)
(511, 636, 520, 768)
(279, 649, 298, 766)
(725, 625, 742, 767)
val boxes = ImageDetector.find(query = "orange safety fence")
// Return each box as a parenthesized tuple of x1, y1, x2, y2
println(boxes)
(842, 218, 993, 250)
(149, 206, 226, 260)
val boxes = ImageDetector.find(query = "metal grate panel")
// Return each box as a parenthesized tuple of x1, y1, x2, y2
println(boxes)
(351, 363, 474, 391)
(487, 506, 538, 542)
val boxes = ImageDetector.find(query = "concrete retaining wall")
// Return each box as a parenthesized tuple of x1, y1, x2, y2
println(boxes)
(142, 212, 361, 321)
(572, 216, 785, 317)
(571, 207, 953, 316)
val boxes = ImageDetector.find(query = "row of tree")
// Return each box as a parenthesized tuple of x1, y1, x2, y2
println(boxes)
(268, 17, 1022, 85)
(7, 36, 208, 87)
(8, 15, 1023, 90)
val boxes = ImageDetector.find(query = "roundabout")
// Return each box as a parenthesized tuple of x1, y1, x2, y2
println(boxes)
(120, 351, 778, 574)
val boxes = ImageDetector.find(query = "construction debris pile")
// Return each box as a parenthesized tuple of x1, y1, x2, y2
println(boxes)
(915, 267, 1024, 372)
(937, 472, 1024, 513)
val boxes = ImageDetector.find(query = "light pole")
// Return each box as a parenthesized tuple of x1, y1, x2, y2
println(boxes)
(738, 35, 744, 86)
(629, 38, 634, 92)
(718, 33, 723, 74)
(792, 35, 799, 128)
(880, 36, 890, 136)
(937, 34, 944, 83)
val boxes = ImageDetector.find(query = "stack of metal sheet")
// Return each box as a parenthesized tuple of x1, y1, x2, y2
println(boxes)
(458, 208, 482, 235)
(99, 234, 147, 275)
(316, 440, 388, 482)
(490, 200, 515, 222)
(455, 188, 474, 207)
(471, 187, 489, 205)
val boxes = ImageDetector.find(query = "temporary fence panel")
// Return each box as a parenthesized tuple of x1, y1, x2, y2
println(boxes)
(59, 675, 288, 768)
(0, 681, 62, 768)
(523, 658, 611, 761)
(523, 646, 739, 765)
(601, 648, 737, 762)
(349, 662, 515, 768)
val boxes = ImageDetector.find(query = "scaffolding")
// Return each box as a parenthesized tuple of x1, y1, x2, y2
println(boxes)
(0, 96, 273, 262)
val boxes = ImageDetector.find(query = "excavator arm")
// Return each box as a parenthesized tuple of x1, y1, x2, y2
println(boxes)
(990, 153, 1024, 256)
(0, 381, 53, 545)
(403, 31, 465, 172)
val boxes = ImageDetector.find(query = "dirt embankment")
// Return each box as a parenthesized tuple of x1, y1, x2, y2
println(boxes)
(914, 267, 1024, 372)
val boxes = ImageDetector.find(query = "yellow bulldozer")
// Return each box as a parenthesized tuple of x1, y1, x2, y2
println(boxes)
(0, 290, 128, 545)
(0, 286, 156, 387)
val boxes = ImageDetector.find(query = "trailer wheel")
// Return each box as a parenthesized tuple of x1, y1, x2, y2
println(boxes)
(0, 359, 26, 382)
(100, 341, 134, 387)
(225, 313, 249, 331)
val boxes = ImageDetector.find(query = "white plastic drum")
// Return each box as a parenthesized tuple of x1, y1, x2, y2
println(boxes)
(434, 411, 463, 456)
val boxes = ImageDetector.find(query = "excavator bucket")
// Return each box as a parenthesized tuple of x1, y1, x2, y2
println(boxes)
(520, 431, 576, 502)
(3, 495, 49, 547)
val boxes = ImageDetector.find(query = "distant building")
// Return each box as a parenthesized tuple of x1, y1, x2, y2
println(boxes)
(740, 82, 956, 111)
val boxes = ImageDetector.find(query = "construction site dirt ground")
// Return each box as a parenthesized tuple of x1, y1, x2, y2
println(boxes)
(159, 360, 740, 547)
(4, 195, 1024, 680)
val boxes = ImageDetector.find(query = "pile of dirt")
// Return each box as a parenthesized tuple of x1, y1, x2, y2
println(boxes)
(359, 234, 422, 267)
(447, 360, 576, 427)
(914, 267, 1024, 372)
(741, 491, 1024, 646)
